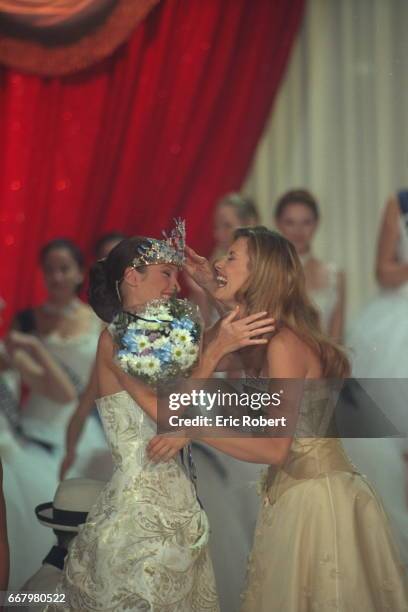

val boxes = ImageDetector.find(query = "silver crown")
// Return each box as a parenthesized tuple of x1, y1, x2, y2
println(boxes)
(132, 218, 186, 268)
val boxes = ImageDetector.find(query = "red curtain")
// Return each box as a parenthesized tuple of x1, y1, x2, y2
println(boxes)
(0, 0, 304, 329)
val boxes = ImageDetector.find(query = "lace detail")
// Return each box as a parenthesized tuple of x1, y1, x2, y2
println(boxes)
(45, 391, 219, 612)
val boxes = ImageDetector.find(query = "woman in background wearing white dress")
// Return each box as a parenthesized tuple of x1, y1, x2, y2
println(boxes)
(12, 238, 108, 479)
(346, 191, 408, 566)
(274, 189, 345, 341)
(0, 294, 75, 589)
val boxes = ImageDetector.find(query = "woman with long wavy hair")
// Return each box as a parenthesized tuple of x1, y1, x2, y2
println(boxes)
(148, 226, 408, 611)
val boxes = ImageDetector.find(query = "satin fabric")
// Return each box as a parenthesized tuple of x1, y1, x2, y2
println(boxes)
(241, 386, 408, 612)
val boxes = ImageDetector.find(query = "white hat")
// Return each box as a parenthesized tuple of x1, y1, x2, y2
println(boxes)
(35, 478, 105, 532)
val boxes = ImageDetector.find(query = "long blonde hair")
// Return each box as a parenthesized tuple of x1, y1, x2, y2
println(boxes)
(234, 227, 350, 378)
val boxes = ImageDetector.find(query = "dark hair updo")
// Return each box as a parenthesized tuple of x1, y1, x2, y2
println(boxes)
(89, 237, 150, 322)
(274, 189, 320, 222)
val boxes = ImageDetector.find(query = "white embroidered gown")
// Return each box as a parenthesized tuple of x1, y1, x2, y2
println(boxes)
(46, 390, 219, 612)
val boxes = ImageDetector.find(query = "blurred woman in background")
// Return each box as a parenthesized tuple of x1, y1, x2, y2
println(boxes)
(213, 193, 260, 259)
(0, 290, 76, 589)
(274, 189, 345, 341)
(189, 193, 260, 326)
(11, 238, 108, 478)
(346, 191, 408, 566)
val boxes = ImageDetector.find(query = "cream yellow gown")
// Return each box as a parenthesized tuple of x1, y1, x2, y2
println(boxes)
(241, 383, 408, 612)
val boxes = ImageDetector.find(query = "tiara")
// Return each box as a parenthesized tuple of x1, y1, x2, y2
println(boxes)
(132, 218, 186, 268)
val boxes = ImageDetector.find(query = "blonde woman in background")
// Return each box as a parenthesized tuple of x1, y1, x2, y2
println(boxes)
(188, 193, 259, 326)
(274, 189, 345, 341)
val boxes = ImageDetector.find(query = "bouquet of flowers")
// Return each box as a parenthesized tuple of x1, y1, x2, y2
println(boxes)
(110, 298, 202, 387)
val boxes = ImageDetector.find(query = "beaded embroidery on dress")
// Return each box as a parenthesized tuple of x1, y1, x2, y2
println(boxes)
(45, 390, 219, 612)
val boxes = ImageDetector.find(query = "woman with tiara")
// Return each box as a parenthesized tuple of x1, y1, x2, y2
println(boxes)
(148, 226, 407, 611)
(345, 191, 408, 566)
(274, 189, 345, 341)
(59, 212, 266, 612)
(46, 222, 274, 611)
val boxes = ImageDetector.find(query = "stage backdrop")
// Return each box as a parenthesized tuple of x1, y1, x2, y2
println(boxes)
(0, 0, 304, 329)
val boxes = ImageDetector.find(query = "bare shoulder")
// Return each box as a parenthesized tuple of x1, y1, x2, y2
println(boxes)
(97, 328, 115, 360)
(98, 327, 114, 345)
(95, 329, 123, 397)
(268, 326, 306, 354)
(267, 327, 308, 377)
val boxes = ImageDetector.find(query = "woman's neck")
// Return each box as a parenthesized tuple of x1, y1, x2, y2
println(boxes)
(298, 249, 313, 267)
(122, 300, 145, 313)
(43, 296, 80, 317)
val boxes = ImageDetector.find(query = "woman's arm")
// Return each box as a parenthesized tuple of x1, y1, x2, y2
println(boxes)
(148, 329, 305, 465)
(376, 194, 408, 288)
(97, 329, 225, 422)
(60, 364, 98, 479)
(184, 273, 213, 327)
(98, 309, 275, 423)
(203, 320, 246, 372)
(98, 325, 244, 423)
(328, 270, 345, 342)
(5, 331, 76, 403)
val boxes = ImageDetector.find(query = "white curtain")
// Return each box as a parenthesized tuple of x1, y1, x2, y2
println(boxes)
(245, 0, 408, 323)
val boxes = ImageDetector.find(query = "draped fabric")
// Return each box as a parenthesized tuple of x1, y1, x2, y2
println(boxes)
(0, 0, 159, 75)
(0, 0, 109, 26)
(245, 0, 408, 321)
(0, 0, 305, 330)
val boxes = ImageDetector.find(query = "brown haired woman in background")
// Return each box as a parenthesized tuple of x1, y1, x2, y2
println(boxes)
(275, 189, 345, 341)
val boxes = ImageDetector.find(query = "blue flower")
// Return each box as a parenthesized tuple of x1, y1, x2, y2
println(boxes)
(156, 346, 173, 364)
(122, 331, 140, 352)
(171, 316, 194, 331)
